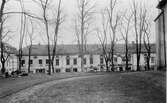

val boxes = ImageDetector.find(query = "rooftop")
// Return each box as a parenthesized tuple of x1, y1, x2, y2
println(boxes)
(21, 44, 156, 56)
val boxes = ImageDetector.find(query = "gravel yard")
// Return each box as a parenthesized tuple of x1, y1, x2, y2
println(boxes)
(0, 71, 165, 103)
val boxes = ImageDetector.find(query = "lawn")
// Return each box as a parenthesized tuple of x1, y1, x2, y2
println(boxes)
(5, 71, 166, 103)
(0, 72, 99, 99)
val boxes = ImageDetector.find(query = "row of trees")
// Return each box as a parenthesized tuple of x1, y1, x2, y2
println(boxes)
(0, 0, 153, 75)
(0, 0, 63, 75)
(96, 0, 152, 71)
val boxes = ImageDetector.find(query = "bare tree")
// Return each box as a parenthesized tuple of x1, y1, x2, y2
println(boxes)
(96, 10, 110, 71)
(0, 0, 7, 74)
(18, 0, 27, 72)
(75, 0, 95, 72)
(51, 0, 63, 73)
(143, 19, 151, 71)
(107, 0, 121, 71)
(120, 13, 132, 71)
(96, 0, 121, 72)
(131, 1, 147, 71)
(0, 0, 13, 74)
(32, 0, 52, 75)
(25, 18, 35, 73)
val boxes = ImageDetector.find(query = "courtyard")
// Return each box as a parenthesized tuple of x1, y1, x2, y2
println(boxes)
(0, 71, 165, 103)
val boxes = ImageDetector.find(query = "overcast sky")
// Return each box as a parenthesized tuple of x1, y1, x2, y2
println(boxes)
(2, 0, 159, 48)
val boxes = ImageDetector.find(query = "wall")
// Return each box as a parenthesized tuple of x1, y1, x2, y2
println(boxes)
(155, 9, 166, 69)
(21, 54, 102, 73)
(165, 4, 167, 70)
(131, 53, 156, 71)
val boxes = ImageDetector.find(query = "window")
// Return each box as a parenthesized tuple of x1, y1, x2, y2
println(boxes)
(46, 59, 49, 64)
(30, 60, 33, 64)
(90, 55, 93, 64)
(56, 59, 59, 66)
(114, 57, 117, 62)
(73, 58, 77, 65)
(21, 60, 25, 66)
(84, 58, 87, 65)
(66, 59, 70, 65)
(56, 69, 61, 73)
(39, 59, 42, 64)
(66, 68, 71, 72)
(100, 55, 104, 64)
(100, 58, 103, 64)
(151, 57, 155, 63)
(73, 68, 78, 72)
(36, 69, 45, 73)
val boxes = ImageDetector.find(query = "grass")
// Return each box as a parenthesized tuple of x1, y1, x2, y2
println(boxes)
(0, 72, 101, 99)
(5, 71, 166, 103)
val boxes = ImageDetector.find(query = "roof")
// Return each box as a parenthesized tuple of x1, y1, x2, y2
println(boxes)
(0, 42, 17, 54)
(21, 44, 156, 56)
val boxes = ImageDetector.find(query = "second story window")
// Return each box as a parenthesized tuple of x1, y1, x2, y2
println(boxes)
(84, 58, 86, 65)
(73, 58, 77, 65)
(21, 60, 25, 66)
(151, 57, 155, 63)
(30, 60, 33, 65)
(90, 55, 93, 64)
(114, 57, 117, 62)
(56, 59, 59, 66)
(100, 55, 104, 64)
(39, 59, 42, 64)
(66, 56, 70, 65)
(100, 58, 103, 64)
(46, 59, 49, 64)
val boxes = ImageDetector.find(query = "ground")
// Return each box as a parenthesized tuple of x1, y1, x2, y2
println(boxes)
(0, 71, 166, 103)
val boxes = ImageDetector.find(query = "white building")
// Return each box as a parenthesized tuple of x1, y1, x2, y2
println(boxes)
(155, 0, 167, 70)
(21, 44, 156, 73)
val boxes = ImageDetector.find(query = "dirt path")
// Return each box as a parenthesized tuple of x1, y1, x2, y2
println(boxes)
(3, 75, 105, 103)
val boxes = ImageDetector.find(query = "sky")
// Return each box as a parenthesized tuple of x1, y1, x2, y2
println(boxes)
(2, 0, 159, 49)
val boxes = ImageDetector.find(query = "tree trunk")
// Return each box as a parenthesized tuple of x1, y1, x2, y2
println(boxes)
(147, 52, 150, 70)
(28, 46, 31, 73)
(51, 61, 54, 73)
(125, 43, 129, 71)
(18, 54, 22, 72)
(136, 54, 140, 71)
(0, 0, 6, 74)
(111, 49, 114, 71)
(47, 45, 51, 75)
(1, 61, 5, 74)
(105, 59, 109, 72)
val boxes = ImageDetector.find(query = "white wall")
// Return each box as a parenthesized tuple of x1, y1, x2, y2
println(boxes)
(21, 54, 102, 73)
(131, 53, 156, 70)
(165, 4, 167, 70)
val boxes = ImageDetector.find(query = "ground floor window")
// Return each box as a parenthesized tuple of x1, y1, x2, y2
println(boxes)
(73, 68, 78, 72)
(56, 69, 61, 73)
(65, 68, 71, 72)
(119, 67, 123, 71)
(36, 69, 45, 73)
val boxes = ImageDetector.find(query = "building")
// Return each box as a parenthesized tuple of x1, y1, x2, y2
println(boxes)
(0, 43, 18, 74)
(21, 44, 156, 73)
(155, 0, 167, 70)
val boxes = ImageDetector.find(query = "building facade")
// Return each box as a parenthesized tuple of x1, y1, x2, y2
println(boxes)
(21, 44, 156, 73)
(155, 0, 167, 70)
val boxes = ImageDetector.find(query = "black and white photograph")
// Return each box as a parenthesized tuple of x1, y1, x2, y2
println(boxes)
(0, 0, 166, 103)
